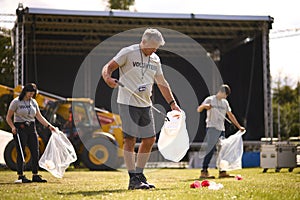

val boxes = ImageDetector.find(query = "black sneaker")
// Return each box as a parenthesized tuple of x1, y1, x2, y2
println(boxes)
(136, 173, 155, 189)
(15, 175, 32, 183)
(32, 175, 47, 183)
(128, 175, 149, 190)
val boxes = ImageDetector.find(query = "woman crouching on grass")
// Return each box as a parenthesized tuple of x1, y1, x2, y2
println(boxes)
(6, 83, 56, 183)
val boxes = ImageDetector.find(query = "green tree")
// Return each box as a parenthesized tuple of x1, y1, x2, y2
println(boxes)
(273, 80, 300, 139)
(0, 28, 14, 130)
(108, 0, 135, 10)
(0, 28, 14, 87)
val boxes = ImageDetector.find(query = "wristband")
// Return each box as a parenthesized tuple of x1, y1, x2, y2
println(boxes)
(169, 100, 175, 106)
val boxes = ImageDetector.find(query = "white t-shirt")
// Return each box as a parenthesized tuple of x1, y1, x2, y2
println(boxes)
(202, 95, 231, 131)
(113, 44, 163, 107)
(8, 97, 39, 122)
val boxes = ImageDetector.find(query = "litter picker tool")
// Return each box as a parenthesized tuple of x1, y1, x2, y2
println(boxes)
(211, 106, 241, 132)
(211, 106, 232, 124)
(15, 132, 25, 183)
(16, 133, 25, 163)
(115, 80, 170, 121)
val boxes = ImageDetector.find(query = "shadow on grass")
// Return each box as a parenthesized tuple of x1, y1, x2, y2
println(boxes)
(0, 181, 63, 185)
(0, 182, 19, 185)
(57, 189, 127, 196)
(259, 170, 297, 174)
(179, 178, 201, 182)
(57, 187, 175, 196)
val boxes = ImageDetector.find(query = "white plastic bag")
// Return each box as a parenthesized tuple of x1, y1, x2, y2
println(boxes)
(158, 110, 189, 162)
(39, 129, 77, 178)
(216, 130, 246, 171)
(0, 130, 13, 165)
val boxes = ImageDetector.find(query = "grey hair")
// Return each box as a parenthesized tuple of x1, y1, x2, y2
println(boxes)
(142, 28, 165, 46)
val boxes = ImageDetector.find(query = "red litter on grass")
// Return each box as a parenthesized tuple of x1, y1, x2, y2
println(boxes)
(201, 180, 210, 187)
(190, 180, 201, 188)
(199, 180, 224, 190)
(235, 175, 243, 180)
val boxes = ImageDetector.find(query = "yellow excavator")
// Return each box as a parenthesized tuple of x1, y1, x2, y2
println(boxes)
(0, 84, 124, 170)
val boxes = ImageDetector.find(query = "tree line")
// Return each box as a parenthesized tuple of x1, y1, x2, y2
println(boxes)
(272, 79, 300, 139)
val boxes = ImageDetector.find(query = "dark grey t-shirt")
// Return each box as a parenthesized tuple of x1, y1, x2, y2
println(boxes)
(8, 97, 39, 122)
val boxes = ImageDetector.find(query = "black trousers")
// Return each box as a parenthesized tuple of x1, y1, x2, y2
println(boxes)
(13, 122, 39, 175)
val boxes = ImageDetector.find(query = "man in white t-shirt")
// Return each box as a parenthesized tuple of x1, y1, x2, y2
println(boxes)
(197, 84, 245, 179)
(102, 28, 180, 190)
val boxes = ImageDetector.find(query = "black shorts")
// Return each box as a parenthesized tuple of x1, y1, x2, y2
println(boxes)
(118, 104, 155, 139)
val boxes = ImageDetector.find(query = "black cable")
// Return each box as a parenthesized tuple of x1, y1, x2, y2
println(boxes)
(244, 38, 256, 128)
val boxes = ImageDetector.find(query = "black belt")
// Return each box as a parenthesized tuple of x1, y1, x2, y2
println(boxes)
(15, 121, 35, 127)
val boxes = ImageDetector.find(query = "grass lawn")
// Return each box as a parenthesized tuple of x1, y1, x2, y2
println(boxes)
(0, 167, 299, 200)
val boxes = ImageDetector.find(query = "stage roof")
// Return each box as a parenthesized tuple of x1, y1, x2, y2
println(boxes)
(16, 7, 273, 56)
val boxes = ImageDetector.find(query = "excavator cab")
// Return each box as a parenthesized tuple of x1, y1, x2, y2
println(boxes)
(41, 99, 101, 139)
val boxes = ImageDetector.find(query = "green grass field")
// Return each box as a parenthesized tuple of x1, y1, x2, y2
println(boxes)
(0, 167, 299, 200)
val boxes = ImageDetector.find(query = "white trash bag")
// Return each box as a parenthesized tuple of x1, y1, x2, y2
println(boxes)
(158, 110, 189, 162)
(216, 130, 246, 171)
(39, 128, 77, 178)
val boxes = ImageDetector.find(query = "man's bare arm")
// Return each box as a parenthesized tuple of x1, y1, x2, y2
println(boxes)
(102, 60, 119, 88)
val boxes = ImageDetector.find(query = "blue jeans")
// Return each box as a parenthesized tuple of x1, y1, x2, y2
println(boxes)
(202, 127, 225, 170)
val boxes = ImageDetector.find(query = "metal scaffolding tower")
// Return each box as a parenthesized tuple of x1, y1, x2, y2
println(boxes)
(262, 22, 273, 139)
(14, 4, 25, 87)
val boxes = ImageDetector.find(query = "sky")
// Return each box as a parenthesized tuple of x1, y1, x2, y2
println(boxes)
(0, 0, 299, 87)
